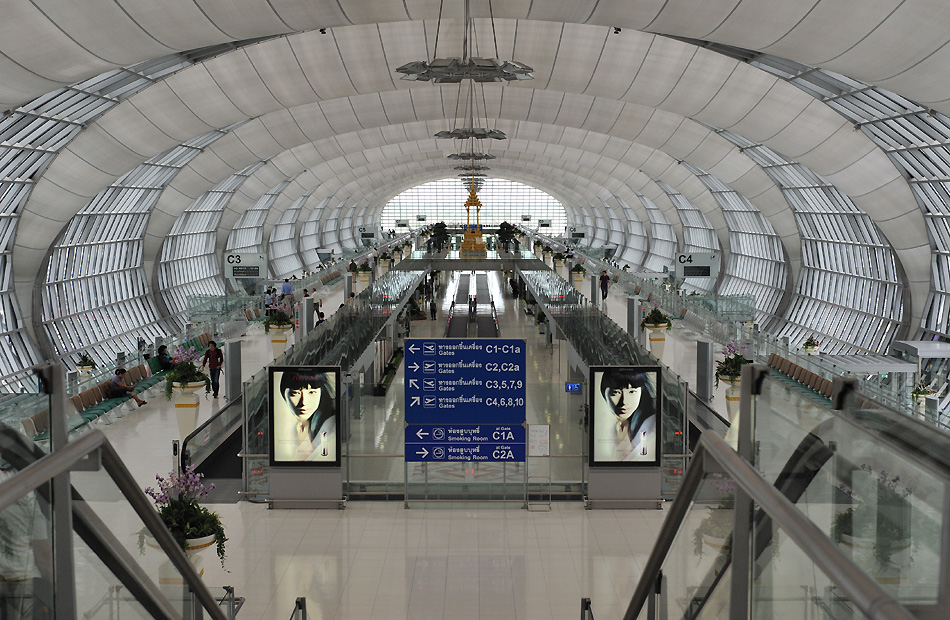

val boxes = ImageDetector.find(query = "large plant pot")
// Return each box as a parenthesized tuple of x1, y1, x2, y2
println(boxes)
(725, 377, 741, 415)
(172, 381, 205, 439)
(644, 324, 669, 359)
(269, 325, 294, 358)
(149, 533, 217, 584)
(553, 259, 564, 273)
(77, 364, 95, 378)
(803, 346, 819, 356)
(378, 259, 391, 273)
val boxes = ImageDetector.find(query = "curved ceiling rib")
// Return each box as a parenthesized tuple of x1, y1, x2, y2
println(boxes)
(3, 2, 950, 118)
(0, 5, 943, 372)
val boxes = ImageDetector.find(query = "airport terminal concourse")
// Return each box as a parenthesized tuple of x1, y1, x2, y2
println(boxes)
(2, 2, 950, 620)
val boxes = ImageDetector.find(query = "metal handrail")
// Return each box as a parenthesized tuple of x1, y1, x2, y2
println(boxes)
(622, 430, 915, 620)
(181, 394, 243, 470)
(0, 429, 228, 620)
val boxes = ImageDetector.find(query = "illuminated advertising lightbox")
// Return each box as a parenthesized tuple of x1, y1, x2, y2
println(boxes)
(269, 366, 341, 467)
(589, 366, 661, 467)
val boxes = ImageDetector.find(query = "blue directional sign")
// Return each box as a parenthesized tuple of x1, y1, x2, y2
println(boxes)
(405, 424, 526, 462)
(405, 339, 526, 462)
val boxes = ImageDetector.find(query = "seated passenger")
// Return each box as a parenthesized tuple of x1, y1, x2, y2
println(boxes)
(156, 345, 173, 371)
(108, 368, 146, 407)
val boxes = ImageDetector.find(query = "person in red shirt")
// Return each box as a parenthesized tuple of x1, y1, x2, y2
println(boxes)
(201, 341, 224, 398)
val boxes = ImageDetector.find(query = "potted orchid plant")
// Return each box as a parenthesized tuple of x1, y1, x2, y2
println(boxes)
(140, 465, 227, 567)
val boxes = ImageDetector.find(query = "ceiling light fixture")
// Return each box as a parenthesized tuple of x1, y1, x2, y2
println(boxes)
(395, 0, 534, 83)
(435, 127, 506, 140)
(447, 152, 496, 160)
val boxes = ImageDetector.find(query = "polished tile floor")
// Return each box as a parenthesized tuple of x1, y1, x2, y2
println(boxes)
(91, 265, 741, 620)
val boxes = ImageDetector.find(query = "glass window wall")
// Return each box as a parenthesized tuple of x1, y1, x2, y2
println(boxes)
(381, 178, 567, 235)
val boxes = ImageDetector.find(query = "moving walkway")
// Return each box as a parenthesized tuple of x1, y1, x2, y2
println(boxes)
(445, 272, 499, 338)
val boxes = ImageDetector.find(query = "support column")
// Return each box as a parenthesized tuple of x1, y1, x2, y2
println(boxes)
(225, 340, 242, 402)
(302, 297, 315, 334)
(696, 340, 715, 402)
(627, 296, 642, 342)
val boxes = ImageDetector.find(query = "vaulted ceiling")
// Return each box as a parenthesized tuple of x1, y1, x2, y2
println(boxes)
(2, 0, 948, 365)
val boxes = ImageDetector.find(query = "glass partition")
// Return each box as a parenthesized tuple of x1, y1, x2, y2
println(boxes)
(631, 427, 922, 620)
(0, 422, 227, 620)
(751, 369, 947, 607)
(657, 471, 734, 620)
(241, 270, 426, 500)
(71, 465, 207, 618)
(520, 269, 690, 497)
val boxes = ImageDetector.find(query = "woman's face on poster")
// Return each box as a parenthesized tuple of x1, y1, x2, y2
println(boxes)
(605, 383, 641, 421)
(286, 384, 322, 419)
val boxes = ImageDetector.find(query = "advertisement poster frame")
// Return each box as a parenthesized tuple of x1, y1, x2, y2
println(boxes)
(269, 366, 342, 467)
(588, 365, 662, 467)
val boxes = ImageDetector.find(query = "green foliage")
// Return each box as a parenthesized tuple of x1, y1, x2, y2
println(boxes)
(263, 310, 294, 333)
(802, 336, 820, 348)
(714, 340, 749, 386)
(552, 252, 566, 260)
(911, 381, 935, 398)
(164, 361, 210, 400)
(640, 306, 672, 330)
(571, 264, 586, 273)
(497, 221, 516, 244)
(141, 466, 227, 566)
(77, 352, 97, 368)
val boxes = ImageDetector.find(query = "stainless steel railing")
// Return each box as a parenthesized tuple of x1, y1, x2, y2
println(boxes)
(0, 426, 229, 619)
(622, 430, 915, 620)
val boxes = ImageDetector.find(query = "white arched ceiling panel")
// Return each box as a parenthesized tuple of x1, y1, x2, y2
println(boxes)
(163, 104, 783, 223)
(2, 2, 950, 118)
(707, 4, 816, 51)
(5, 15, 928, 355)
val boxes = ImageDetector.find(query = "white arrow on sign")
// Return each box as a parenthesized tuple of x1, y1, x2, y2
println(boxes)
(410, 396, 420, 407)
(416, 428, 429, 439)
(416, 447, 429, 458)
(408, 379, 419, 389)
(408, 362, 419, 371)
(408, 344, 419, 353)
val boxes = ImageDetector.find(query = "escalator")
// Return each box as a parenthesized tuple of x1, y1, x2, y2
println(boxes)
(621, 368, 937, 620)
(445, 271, 499, 338)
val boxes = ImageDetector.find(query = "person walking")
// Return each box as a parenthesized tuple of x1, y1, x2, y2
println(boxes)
(430, 299, 437, 320)
(201, 340, 224, 398)
(599, 270, 610, 309)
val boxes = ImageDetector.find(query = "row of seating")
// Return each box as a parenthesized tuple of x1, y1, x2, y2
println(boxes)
(66, 331, 214, 425)
(69, 363, 152, 422)
(768, 353, 833, 399)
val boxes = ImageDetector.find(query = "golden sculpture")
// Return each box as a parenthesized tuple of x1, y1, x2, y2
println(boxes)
(459, 178, 487, 258)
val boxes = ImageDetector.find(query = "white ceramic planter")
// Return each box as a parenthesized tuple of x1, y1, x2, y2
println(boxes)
(644, 324, 670, 359)
(269, 325, 294, 359)
(171, 381, 206, 439)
